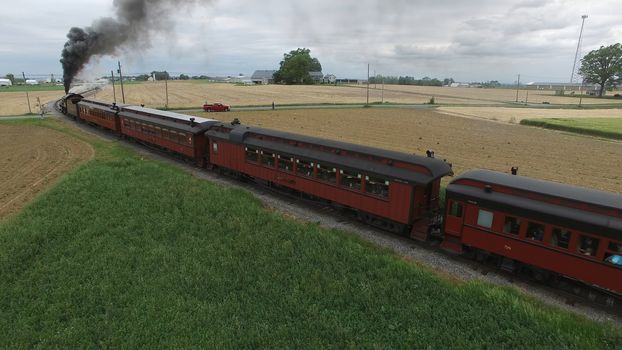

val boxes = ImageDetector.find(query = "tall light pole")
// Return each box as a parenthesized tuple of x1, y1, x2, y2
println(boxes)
(570, 15, 588, 83)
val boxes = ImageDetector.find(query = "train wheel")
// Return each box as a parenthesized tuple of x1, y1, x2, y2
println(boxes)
(532, 269, 550, 282)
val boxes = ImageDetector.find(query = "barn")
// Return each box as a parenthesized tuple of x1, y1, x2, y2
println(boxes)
(251, 70, 277, 85)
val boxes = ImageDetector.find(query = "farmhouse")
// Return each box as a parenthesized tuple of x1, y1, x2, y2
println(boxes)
(309, 71, 323, 84)
(251, 70, 277, 84)
(323, 74, 336, 84)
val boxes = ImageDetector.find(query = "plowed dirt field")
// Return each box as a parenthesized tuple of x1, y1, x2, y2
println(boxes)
(0, 124, 93, 218)
(193, 108, 622, 193)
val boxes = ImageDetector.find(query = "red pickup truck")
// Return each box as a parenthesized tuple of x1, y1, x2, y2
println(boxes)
(203, 103, 230, 112)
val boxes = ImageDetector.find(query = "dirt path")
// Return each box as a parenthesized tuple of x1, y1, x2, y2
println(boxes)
(0, 124, 94, 218)
(192, 108, 622, 193)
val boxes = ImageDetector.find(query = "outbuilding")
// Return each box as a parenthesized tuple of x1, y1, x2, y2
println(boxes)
(0, 78, 12, 87)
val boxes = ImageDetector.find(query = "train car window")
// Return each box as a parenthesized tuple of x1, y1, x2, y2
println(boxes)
(608, 242, 622, 253)
(526, 222, 545, 241)
(551, 228, 571, 249)
(340, 169, 361, 190)
(261, 151, 275, 167)
(476, 209, 493, 229)
(245, 147, 259, 162)
(186, 134, 193, 146)
(449, 201, 463, 218)
(212, 142, 218, 153)
(296, 159, 314, 177)
(155, 126, 161, 137)
(277, 155, 293, 172)
(162, 128, 169, 139)
(503, 216, 520, 235)
(577, 235, 599, 257)
(316, 164, 337, 183)
(365, 175, 389, 198)
(123, 119, 130, 128)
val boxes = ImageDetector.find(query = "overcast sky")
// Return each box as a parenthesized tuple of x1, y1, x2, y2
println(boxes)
(1, 0, 620, 83)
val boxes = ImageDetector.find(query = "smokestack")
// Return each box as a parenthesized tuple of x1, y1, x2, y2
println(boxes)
(60, 0, 212, 93)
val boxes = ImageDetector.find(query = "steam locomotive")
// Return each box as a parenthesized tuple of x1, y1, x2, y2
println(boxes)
(59, 93, 622, 302)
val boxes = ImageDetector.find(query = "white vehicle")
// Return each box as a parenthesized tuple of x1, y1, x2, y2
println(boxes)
(0, 78, 12, 86)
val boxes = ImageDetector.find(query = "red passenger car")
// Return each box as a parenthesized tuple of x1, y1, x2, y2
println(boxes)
(205, 122, 453, 237)
(77, 99, 124, 133)
(444, 169, 622, 294)
(118, 106, 218, 166)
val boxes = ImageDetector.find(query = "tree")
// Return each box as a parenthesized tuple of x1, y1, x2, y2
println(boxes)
(5, 74, 15, 84)
(179, 74, 190, 80)
(135, 74, 150, 81)
(150, 71, 170, 81)
(579, 43, 622, 97)
(273, 48, 322, 84)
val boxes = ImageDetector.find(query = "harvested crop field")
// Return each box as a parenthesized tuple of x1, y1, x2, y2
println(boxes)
(190, 108, 622, 193)
(437, 106, 622, 123)
(0, 91, 65, 116)
(91, 81, 622, 109)
(0, 124, 93, 218)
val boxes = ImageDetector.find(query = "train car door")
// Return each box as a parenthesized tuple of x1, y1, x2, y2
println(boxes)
(441, 198, 466, 253)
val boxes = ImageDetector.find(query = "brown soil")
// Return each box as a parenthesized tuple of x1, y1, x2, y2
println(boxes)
(193, 108, 622, 193)
(0, 124, 94, 218)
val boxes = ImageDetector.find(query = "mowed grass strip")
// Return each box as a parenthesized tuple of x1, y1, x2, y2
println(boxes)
(521, 117, 622, 140)
(0, 142, 621, 348)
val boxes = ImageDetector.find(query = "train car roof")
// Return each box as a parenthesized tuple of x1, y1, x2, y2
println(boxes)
(206, 123, 453, 184)
(119, 110, 218, 134)
(449, 169, 622, 211)
(121, 105, 216, 124)
(79, 98, 129, 110)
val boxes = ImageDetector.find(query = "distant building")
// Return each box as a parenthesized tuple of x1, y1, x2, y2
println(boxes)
(309, 71, 323, 84)
(251, 70, 277, 84)
(25, 79, 39, 85)
(0, 78, 12, 86)
(449, 82, 469, 88)
(336, 78, 365, 85)
(323, 74, 336, 84)
(525, 82, 600, 91)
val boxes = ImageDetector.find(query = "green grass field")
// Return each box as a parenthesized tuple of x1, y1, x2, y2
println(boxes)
(521, 118, 622, 140)
(1, 120, 621, 348)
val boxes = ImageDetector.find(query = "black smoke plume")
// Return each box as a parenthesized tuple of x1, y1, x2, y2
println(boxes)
(60, 0, 209, 93)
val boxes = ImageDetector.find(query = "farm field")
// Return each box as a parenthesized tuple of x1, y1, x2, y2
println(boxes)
(437, 106, 622, 123)
(0, 122, 93, 218)
(91, 81, 622, 109)
(0, 90, 65, 116)
(0, 121, 620, 348)
(189, 107, 622, 193)
(382, 84, 622, 105)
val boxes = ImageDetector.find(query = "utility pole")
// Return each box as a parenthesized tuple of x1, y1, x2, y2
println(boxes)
(381, 77, 385, 103)
(515, 74, 520, 103)
(111, 70, 117, 103)
(579, 78, 585, 107)
(374, 69, 376, 89)
(366, 63, 370, 106)
(165, 73, 169, 109)
(22, 72, 32, 114)
(117, 61, 126, 103)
